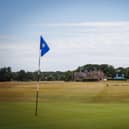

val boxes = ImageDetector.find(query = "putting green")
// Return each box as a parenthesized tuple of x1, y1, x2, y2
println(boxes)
(1, 102, 129, 129)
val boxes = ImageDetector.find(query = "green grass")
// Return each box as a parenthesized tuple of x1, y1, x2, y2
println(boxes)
(1, 102, 129, 129)
(1, 81, 129, 129)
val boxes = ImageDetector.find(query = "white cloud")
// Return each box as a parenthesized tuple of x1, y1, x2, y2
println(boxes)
(32, 21, 129, 27)
(1, 21, 129, 71)
(0, 35, 17, 40)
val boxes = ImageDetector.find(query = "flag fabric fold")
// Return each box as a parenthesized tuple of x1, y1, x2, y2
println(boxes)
(40, 36, 50, 56)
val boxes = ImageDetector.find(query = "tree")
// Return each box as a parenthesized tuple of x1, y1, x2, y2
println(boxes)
(0, 67, 12, 81)
(125, 67, 129, 78)
(16, 70, 27, 81)
(100, 64, 115, 77)
(64, 71, 73, 81)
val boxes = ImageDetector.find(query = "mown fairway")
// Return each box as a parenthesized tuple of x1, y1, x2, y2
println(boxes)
(1, 81, 129, 129)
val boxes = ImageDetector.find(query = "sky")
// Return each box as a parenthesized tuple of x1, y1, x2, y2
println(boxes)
(0, 0, 129, 71)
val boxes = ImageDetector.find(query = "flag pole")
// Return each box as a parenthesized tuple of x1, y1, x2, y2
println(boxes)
(35, 36, 50, 116)
(35, 41, 41, 116)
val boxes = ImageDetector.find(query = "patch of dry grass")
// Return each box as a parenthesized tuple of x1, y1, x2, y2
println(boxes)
(0, 81, 129, 103)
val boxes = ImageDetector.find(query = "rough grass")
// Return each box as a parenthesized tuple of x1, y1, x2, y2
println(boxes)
(1, 81, 129, 129)
(1, 81, 129, 103)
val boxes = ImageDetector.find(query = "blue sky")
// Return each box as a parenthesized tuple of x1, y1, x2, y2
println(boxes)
(0, 0, 129, 71)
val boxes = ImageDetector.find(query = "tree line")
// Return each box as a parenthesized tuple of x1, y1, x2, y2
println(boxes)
(0, 64, 129, 81)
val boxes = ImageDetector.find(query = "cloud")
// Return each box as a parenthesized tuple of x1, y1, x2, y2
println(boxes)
(1, 21, 129, 71)
(32, 21, 129, 27)
(0, 35, 17, 41)
(46, 22, 129, 69)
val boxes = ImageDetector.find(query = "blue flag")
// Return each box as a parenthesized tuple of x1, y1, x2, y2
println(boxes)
(40, 36, 50, 56)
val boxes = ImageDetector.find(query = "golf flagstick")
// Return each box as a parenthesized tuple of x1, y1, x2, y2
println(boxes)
(35, 36, 50, 116)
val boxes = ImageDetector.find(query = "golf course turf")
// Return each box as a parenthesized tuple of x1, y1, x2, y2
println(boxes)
(1, 81, 129, 129)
